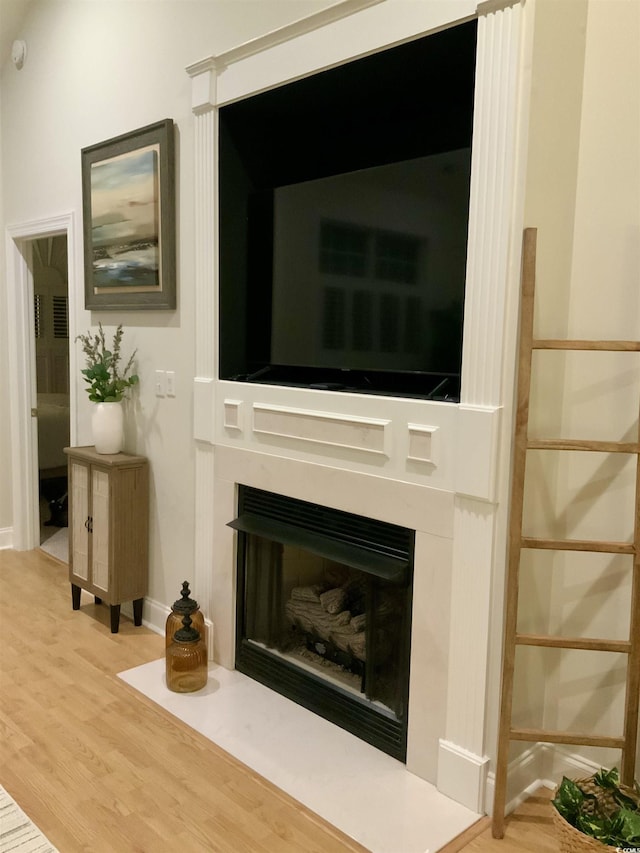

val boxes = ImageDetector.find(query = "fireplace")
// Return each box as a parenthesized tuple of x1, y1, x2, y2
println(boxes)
(189, 0, 527, 811)
(229, 486, 414, 761)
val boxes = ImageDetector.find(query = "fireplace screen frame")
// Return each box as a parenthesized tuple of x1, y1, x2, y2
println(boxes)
(230, 485, 414, 761)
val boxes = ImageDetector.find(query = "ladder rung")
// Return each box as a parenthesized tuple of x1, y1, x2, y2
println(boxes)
(510, 728, 625, 749)
(528, 438, 640, 453)
(533, 339, 640, 352)
(521, 537, 635, 555)
(492, 230, 640, 841)
(516, 633, 632, 653)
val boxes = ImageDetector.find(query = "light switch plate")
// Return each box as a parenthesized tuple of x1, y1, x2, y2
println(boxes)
(155, 370, 166, 397)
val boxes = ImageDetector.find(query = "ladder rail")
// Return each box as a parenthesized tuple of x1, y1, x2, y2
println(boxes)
(621, 401, 640, 785)
(491, 228, 640, 837)
(492, 227, 538, 838)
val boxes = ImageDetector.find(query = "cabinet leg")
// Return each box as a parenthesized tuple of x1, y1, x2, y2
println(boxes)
(71, 584, 81, 610)
(110, 604, 121, 634)
(133, 598, 143, 627)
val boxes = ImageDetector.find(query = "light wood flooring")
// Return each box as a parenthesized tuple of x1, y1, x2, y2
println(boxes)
(0, 547, 559, 853)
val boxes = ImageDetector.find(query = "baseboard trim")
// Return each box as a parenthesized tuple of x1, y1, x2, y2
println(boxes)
(484, 743, 547, 815)
(437, 739, 489, 813)
(484, 743, 607, 816)
(542, 746, 603, 787)
(0, 528, 13, 550)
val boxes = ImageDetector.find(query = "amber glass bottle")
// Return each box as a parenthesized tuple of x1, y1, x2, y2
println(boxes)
(165, 581, 206, 653)
(166, 613, 208, 693)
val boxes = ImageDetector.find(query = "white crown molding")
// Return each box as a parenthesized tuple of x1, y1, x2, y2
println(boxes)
(476, 0, 523, 15)
(185, 56, 218, 80)
(186, 0, 384, 79)
(188, 61, 217, 114)
(187, 0, 480, 109)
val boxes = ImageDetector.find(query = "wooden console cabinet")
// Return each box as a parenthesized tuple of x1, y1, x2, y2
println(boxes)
(64, 446, 149, 633)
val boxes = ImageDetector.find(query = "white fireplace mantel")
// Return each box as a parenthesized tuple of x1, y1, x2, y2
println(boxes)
(187, 0, 531, 815)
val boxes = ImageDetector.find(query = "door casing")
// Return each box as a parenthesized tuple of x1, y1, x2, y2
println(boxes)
(6, 212, 77, 550)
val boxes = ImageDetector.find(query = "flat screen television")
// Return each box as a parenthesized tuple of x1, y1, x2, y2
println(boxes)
(218, 20, 477, 401)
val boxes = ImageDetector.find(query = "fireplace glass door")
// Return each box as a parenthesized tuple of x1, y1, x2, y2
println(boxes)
(231, 486, 414, 761)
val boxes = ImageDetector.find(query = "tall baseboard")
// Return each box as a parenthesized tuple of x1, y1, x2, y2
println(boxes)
(0, 528, 13, 550)
(121, 595, 166, 639)
(437, 739, 489, 813)
(484, 743, 547, 815)
(484, 743, 605, 816)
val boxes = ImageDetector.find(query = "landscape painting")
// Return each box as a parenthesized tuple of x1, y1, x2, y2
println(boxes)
(82, 119, 176, 309)
(90, 145, 160, 290)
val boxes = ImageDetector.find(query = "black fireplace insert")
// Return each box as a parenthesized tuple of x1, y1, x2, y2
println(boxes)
(230, 486, 414, 761)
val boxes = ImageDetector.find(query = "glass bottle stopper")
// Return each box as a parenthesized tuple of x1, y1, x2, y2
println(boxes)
(173, 580, 198, 615)
(174, 612, 200, 644)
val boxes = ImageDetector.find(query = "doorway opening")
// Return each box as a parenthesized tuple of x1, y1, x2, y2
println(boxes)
(33, 236, 70, 559)
(6, 212, 76, 553)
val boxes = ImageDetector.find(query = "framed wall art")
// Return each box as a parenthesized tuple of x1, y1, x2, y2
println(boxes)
(81, 119, 176, 310)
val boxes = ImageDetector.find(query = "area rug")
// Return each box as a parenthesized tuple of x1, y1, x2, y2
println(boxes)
(0, 785, 59, 853)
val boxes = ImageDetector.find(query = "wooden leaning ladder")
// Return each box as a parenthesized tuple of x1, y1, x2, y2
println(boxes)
(492, 227, 640, 837)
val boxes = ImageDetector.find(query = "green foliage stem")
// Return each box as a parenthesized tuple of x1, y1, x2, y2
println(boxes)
(552, 768, 640, 848)
(76, 323, 139, 403)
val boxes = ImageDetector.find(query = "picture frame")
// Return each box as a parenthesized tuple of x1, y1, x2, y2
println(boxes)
(81, 119, 176, 310)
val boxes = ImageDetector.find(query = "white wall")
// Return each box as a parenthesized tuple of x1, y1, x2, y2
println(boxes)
(520, 0, 640, 777)
(0, 81, 13, 547)
(555, 0, 640, 772)
(2, 0, 639, 796)
(0, 0, 337, 603)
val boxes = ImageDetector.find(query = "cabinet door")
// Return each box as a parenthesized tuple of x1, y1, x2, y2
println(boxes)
(91, 468, 110, 592)
(70, 461, 89, 581)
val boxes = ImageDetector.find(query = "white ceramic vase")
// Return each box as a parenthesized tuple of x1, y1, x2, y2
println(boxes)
(92, 401, 124, 454)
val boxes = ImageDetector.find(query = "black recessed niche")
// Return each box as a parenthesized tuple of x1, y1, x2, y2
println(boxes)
(219, 20, 477, 401)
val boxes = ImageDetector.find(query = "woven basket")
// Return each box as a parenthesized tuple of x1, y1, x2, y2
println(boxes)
(551, 776, 637, 853)
(551, 804, 612, 852)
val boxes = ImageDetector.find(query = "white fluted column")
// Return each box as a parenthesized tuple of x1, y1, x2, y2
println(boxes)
(187, 59, 218, 657)
(438, 0, 528, 812)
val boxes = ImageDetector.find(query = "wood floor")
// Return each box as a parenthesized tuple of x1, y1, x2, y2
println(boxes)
(0, 548, 559, 853)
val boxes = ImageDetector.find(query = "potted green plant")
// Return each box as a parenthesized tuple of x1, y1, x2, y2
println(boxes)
(76, 323, 139, 454)
(552, 767, 640, 852)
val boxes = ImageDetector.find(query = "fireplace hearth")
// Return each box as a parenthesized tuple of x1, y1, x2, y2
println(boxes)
(229, 486, 414, 761)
